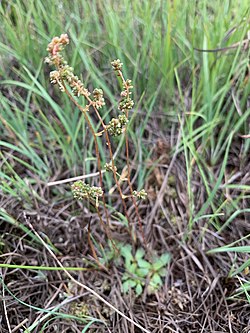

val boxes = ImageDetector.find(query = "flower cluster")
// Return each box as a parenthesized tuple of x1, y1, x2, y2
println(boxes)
(111, 59, 134, 113)
(132, 189, 148, 200)
(111, 59, 123, 71)
(46, 34, 91, 99)
(46, 34, 69, 60)
(107, 115, 128, 137)
(104, 162, 117, 173)
(49, 70, 65, 91)
(92, 88, 105, 109)
(69, 76, 90, 98)
(119, 78, 134, 113)
(119, 97, 134, 112)
(71, 181, 103, 202)
(120, 79, 133, 97)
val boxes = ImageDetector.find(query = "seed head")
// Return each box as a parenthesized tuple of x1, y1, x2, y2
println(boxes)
(132, 189, 148, 200)
(104, 162, 117, 173)
(93, 88, 105, 109)
(71, 181, 103, 201)
(107, 115, 128, 136)
(111, 59, 123, 71)
(119, 97, 134, 112)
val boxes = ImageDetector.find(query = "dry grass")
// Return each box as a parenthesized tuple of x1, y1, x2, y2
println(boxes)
(1, 1, 250, 332)
(1, 131, 250, 332)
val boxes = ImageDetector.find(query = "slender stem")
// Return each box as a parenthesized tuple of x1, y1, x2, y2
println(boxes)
(95, 204, 119, 254)
(117, 70, 146, 244)
(87, 98, 133, 234)
(60, 80, 111, 232)
(87, 219, 102, 269)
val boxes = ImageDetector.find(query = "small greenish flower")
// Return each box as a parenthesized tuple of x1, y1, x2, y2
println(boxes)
(120, 91, 128, 97)
(132, 189, 148, 200)
(49, 70, 60, 84)
(120, 80, 133, 97)
(93, 88, 105, 109)
(71, 181, 103, 201)
(111, 59, 123, 71)
(104, 162, 117, 173)
(49, 70, 65, 91)
(119, 114, 128, 125)
(107, 115, 128, 136)
(69, 76, 90, 98)
(124, 79, 133, 90)
(60, 64, 74, 81)
(119, 97, 134, 112)
(93, 88, 103, 100)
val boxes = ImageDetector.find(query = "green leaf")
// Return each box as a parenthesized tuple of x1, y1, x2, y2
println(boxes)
(151, 273, 162, 286)
(135, 283, 143, 296)
(159, 267, 167, 277)
(160, 253, 171, 265)
(135, 248, 145, 260)
(125, 258, 131, 269)
(127, 262, 137, 274)
(120, 244, 133, 262)
(122, 279, 136, 293)
(122, 280, 130, 293)
(147, 285, 155, 294)
(152, 253, 171, 270)
(122, 273, 130, 281)
(136, 268, 149, 277)
(147, 280, 158, 294)
(125, 262, 138, 275)
(137, 258, 151, 269)
(128, 279, 137, 288)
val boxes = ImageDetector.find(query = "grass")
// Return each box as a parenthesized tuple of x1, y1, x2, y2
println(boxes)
(1, 0, 250, 332)
(1, 274, 104, 332)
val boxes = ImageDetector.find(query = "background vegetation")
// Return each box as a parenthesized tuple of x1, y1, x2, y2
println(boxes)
(0, 1, 250, 332)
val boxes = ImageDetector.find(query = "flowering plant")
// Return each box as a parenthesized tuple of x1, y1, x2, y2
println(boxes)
(46, 34, 147, 249)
